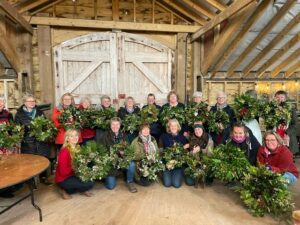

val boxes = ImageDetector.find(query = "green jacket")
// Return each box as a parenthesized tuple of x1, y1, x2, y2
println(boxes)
(131, 136, 158, 161)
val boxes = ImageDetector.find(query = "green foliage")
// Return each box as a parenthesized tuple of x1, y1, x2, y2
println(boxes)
(0, 123, 24, 148)
(109, 142, 135, 170)
(185, 102, 209, 126)
(139, 105, 159, 125)
(204, 143, 251, 182)
(136, 153, 165, 181)
(79, 107, 99, 129)
(232, 94, 260, 122)
(59, 106, 82, 130)
(162, 143, 185, 170)
(206, 110, 230, 133)
(93, 107, 117, 130)
(237, 165, 294, 221)
(159, 106, 185, 127)
(122, 114, 141, 133)
(73, 141, 111, 182)
(184, 153, 207, 183)
(260, 100, 291, 129)
(29, 116, 58, 141)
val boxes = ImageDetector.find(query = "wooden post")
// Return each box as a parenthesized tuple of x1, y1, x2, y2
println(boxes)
(191, 40, 201, 93)
(37, 25, 54, 105)
(176, 33, 188, 103)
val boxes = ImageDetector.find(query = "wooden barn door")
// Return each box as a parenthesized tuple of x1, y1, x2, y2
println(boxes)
(53, 32, 172, 106)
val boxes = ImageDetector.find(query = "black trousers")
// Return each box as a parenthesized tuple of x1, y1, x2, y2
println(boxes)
(57, 176, 94, 194)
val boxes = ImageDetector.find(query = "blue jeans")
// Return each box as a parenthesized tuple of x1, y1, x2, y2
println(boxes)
(137, 177, 152, 187)
(58, 176, 94, 194)
(163, 168, 183, 188)
(104, 161, 135, 190)
(283, 172, 298, 185)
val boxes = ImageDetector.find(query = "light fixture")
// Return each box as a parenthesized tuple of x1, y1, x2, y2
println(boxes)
(296, 80, 299, 86)
(282, 83, 286, 90)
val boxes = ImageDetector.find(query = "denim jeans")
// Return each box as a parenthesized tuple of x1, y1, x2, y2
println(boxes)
(58, 176, 94, 194)
(163, 168, 183, 188)
(104, 161, 135, 190)
(283, 172, 298, 185)
(137, 177, 152, 187)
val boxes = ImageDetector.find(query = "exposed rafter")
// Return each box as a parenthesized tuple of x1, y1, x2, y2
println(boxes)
(25, 16, 201, 33)
(227, 0, 296, 77)
(256, 33, 300, 78)
(271, 48, 300, 78)
(30, 0, 65, 15)
(206, 0, 227, 11)
(181, 0, 215, 19)
(210, 0, 270, 78)
(18, 0, 51, 13)
(191, 0, 257, 42)
(202, 3, 256, 74)
(160, 0, 206, 25)
(285, 61, 300, 78)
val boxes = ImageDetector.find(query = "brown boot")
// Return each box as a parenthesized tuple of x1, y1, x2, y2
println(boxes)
(127, 182, 137, 193)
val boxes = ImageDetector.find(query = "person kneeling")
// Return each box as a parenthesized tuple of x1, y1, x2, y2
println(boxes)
(55, 129, 94, 199)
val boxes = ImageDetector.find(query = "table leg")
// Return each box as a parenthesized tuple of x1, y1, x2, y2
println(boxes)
(27, 179, 43, 222)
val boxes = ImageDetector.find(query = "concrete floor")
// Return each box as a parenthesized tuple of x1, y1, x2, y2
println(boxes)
(0, 158, 299, 225)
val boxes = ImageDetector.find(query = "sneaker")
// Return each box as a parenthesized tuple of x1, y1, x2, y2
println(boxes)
(127, 182, 137, 193)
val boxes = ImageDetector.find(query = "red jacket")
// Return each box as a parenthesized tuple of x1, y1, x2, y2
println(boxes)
(78, 105, 96, 139)
(55, 147, 75, 183)
(257, 145, 299, 178)
(51, 107, 82, 144)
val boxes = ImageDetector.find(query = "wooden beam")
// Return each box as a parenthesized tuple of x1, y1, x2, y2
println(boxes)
(227, 0, 296, 76)
(285, 61, 300, 78)
(30, 0, 65, 15)
(181, 0, 215, 19)
(160, 0, 206, 25)
(176, 33, 188, 102)
(25, 16, 201, 33)
(256, 33, 300, 78)
(210, 0, 269, 78)
(206, 0, 226, 11)
(0, 0, 32, 34)
(191, 0, 257, 42)
(271, 48, 300, 78)
(112, 0, 119, 21)
(202, 2, 256, 74)
(255, 12, 300, 77)
(19, 0, 50, 13)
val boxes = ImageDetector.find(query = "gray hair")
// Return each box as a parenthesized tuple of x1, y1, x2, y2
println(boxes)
(193, 91, 203, 98)
(0, 95, 6, 102)
(124, 96, 135, 106)
(22, 93, 35, 103)
(80, 96, 92, 105)
(101, 95, 111, 102)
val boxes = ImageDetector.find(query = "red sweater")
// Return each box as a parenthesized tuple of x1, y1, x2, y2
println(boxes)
(257, 145, 299, 178)
(55, 147, 75, 183)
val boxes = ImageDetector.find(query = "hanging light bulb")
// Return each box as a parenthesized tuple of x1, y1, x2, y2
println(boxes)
(296, 80, 299, 86)
(282, 83, 286, 90)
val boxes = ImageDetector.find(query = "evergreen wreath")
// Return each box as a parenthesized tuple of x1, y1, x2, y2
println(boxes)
(136, 153, 165, 181)
(79, 107, 99, 129)
(232, 94, 260, 122)
(139, 105, 159, 125)
(204, 143, 251, 182)
(184, 153, 207, 184)
(29, 116, 58, 142)
(0, 123, 24, 148)
(73, 141, 111, 182)
(159, 106, 185, 127)
(162, 143, 185, 170)
(237, 165, 294, 221)
(93, 107, 117, 130)
(206, 110, 230, 133)
(59, 106, 82, 130)
(122, 114, 141, 133)
(185, 102, 209, 126)
(109, 141, 135, 170)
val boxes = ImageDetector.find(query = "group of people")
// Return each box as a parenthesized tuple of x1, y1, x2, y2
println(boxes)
(0, 89, 299, 200)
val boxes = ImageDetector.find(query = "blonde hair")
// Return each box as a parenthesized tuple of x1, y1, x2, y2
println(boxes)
(167, 90, 179, 102)
(293, 210, 300, 221)
(263, 130, 284, 146)
(22, 93, 35, 103)
(60, 93, 75, 106)
(62, 129, 79, 148)
(166, 119, 181, 134)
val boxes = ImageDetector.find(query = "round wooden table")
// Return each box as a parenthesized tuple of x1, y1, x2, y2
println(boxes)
(0, 154, 50, 221)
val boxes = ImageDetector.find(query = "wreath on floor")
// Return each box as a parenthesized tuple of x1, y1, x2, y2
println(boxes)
(162, 143, 185, 170)
(139, 105, 159, 125)
(73, 141, 111, 182)
(29, 116, 58, 142)
(109, 141, 135, 170)
(184, 153, 207, 185)
(206, 110, 229, 134)
(159, 106, 185, 127)
(0, 123, 24, 148)
(237, 165, 294, 221)
(232, 94, 260, 122)
(136, 153, 165, 181)
(204, 143, 251, 182)
(59, 106, 82, 130)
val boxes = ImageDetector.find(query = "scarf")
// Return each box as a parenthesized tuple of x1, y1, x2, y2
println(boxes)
(126, 107, 134, 114)
(139, 134, 156, 155)
(217, 103, 227, 110)
(22, 105, 37, 119)
(192, 131, 209, 149)
(232, 136, 246, 144)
